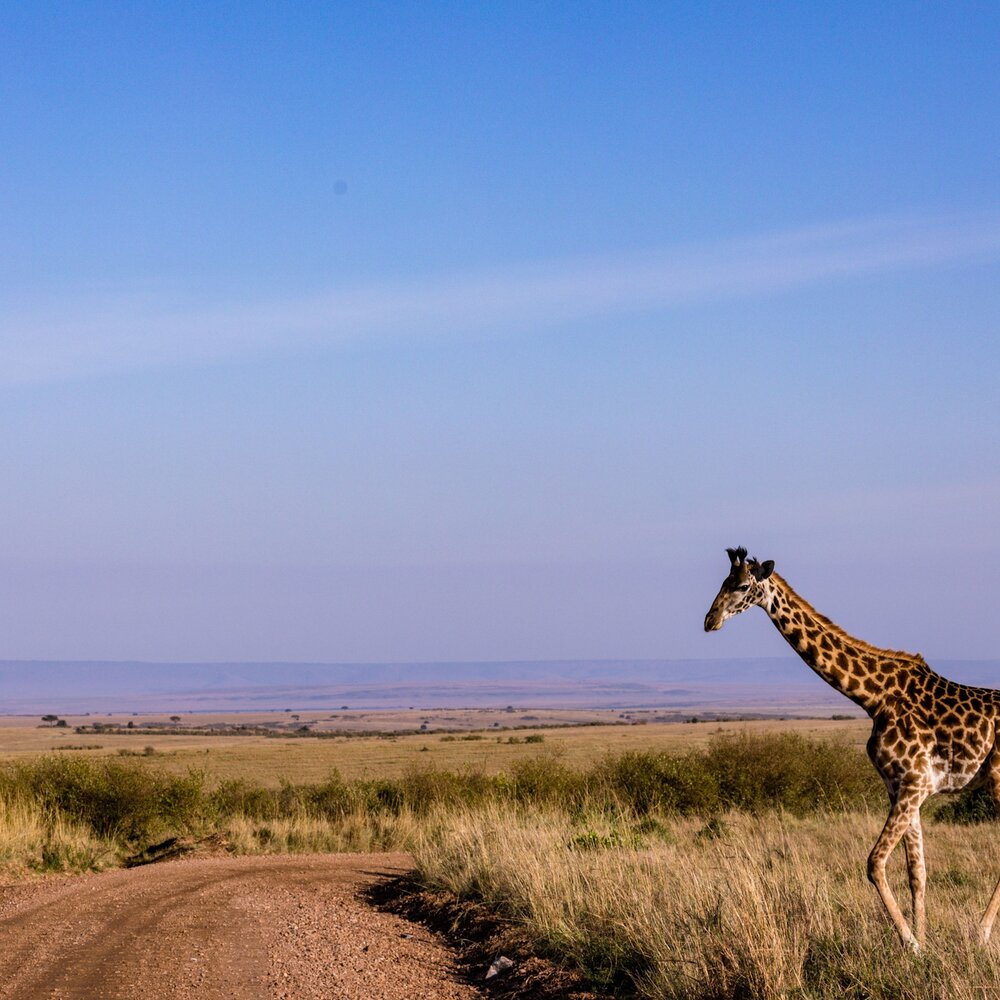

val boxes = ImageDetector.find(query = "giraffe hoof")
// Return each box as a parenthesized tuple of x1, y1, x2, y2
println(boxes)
(906, 935, 921, 955)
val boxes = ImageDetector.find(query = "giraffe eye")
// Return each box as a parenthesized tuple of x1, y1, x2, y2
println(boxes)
(734, 584, 750, 592)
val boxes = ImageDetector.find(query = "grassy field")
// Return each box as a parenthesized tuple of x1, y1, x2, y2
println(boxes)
(0, 714, 870, 784)
(414, 806, 1000, 1000)
(2, 716, 995, 999)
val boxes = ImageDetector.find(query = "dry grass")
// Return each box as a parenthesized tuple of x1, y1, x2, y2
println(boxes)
(4, 721, 997, 998)
(0, 716, 871, 785)
(0, 797, 113, 875)
(414, 805, 1000, 999)
(223, 809, 420, 856)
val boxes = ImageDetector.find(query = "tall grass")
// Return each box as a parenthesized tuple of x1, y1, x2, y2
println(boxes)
(413, 805, 1000, 1000)
(0, 795, 111, 873)
(0, 730, 885, 863)
(2, 730, 998, 997)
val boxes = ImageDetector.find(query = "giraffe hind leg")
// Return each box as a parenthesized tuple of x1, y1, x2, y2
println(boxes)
(868, 787, 927, 951)
(980, 879, 1000, 943)
(978, 751, 1000, 943)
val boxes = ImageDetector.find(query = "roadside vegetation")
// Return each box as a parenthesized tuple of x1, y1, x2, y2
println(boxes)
(415, 805, 1000, 1000)
(0, 730, 996, 998)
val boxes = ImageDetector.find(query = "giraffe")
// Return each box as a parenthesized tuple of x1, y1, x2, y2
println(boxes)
(703, 546, 1000, 952)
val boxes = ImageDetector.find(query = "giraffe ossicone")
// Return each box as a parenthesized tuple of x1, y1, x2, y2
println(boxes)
(705, 546, 1000, 950)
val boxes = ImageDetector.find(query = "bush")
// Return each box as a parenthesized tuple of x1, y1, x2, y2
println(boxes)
(301, 773, 361, 818)
(211, 779, 281, 821)
(509, 754, 585, 807)
(703, 731, 879, 814)
(596, 750, 720, 815)
(0, 731, 883, 866)
(934, 784, 998, 824)
(0, 756, 207, 844)
(591, 732, 879, 818)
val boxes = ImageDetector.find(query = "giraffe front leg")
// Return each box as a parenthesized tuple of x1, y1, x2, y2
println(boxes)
(868, 787, 927, 951)
(903, 814, 926, 948)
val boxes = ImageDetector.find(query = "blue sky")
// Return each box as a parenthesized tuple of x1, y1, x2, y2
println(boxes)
(1, 2, 999, 662)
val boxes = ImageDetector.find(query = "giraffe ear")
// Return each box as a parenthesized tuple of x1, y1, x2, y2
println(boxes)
(751, 559, 775, 581)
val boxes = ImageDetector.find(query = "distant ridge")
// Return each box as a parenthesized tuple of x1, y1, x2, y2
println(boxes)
(0, 658, 997, 715)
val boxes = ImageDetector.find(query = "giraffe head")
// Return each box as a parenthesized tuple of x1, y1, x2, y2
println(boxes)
(703, 546, 775, 631)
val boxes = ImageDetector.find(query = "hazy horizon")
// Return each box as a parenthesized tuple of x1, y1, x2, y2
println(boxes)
(2, 656, 998, 717)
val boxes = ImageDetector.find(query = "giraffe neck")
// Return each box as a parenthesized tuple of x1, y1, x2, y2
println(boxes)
(759, 573, 921, 717)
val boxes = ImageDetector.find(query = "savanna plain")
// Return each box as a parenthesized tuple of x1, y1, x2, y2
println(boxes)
(1, 711, 998, 1000)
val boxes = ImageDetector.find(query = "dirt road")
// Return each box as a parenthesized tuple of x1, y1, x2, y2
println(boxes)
(0, 854, 483, 1000)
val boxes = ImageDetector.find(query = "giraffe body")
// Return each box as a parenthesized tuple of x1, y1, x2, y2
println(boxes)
(704, 547, 1000, 950)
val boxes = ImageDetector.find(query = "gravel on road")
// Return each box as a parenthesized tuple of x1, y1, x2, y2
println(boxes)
(0, 853, 484, 1000)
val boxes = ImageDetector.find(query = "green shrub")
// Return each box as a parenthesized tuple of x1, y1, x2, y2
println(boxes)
(211, 778, 281, 821)
(934, 784, 998, 824)
(703, 731, 878, 814)
(595, 750, 720, 815)
(590, 733, 879, 818)
(0, 731, 884, 864)
(0, 756, 207, 844)
(509, 755, 584, 807)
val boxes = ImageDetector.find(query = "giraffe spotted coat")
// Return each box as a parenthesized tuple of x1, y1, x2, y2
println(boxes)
(704, 546, 1000, 951)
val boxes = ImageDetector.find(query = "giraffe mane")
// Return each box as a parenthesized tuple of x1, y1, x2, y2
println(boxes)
(773, 573, 927, 666)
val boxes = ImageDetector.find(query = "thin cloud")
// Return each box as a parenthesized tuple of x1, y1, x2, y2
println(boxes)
(3, 210, 999, 386)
